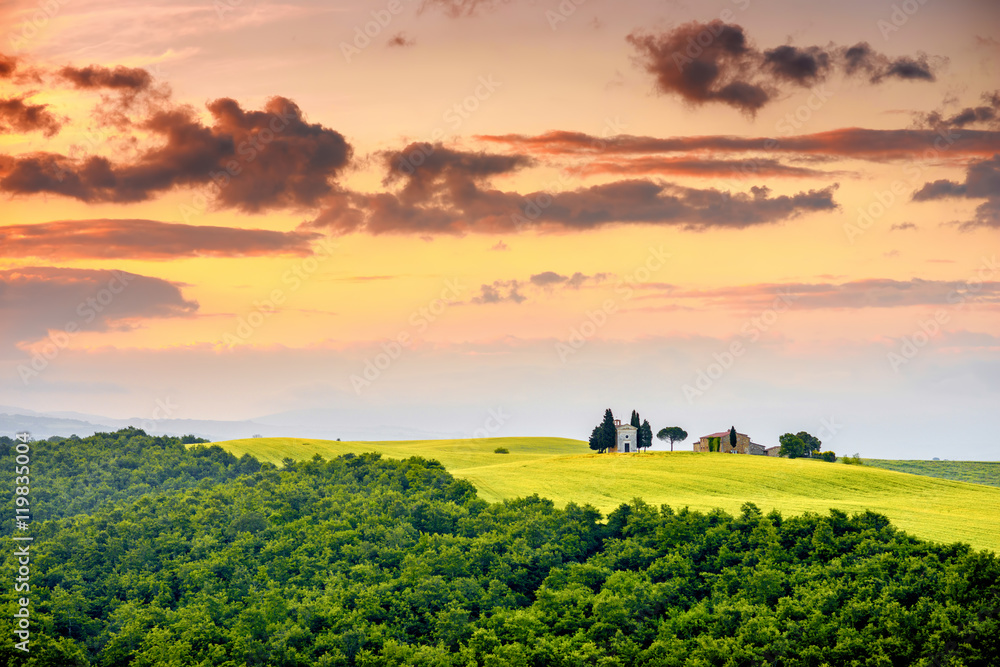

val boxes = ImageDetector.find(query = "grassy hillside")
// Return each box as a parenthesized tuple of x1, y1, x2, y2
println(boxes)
(208, 436, 1000, 553)
(863, 458, 1000, 488)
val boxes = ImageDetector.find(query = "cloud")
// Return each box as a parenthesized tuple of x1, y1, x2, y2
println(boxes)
(308, 145, 839, 234)
(59, 64, 153, 91)
(530, 271, 607, 289)
(0, 96, 352, 212)
(656, 278, 1000, 310)
(470, 280, 525, 304)
(912, 154, 1000, 229)
(386, 32, 415, 48)
(0, 53, 18, 78)
(477, 127, 1000, 161)
(419, 0, 508, 18)
(890, 222, 918, 231)
(916, 90, 1000, 130)
(530, 271, 568, 287)
(627, 22, 770, 114)
(568, 156, 827, 179)
(627, 23, 940, 114)
(0, 267, 198, 349)
(841, 42, 936, 82)
(490, 240, 509, 251)
(763, 45, 831, 85)
(0, 96, 61, 137)
(0, 219, 322, 259)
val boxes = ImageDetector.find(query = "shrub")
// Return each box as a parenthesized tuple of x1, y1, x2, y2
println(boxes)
(494, 447, 509, 454)
(819, 451, 837, 463)
(842, 453, 863, 465)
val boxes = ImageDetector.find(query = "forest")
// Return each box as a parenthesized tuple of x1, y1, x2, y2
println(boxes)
(1, 429, 997, 666)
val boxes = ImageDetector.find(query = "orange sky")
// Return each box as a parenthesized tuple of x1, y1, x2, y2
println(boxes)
(1, 0, 999, 457)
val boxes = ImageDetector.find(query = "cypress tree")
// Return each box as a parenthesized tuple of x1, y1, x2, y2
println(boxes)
(601, 409, 617, 453)
(639, 420, 653, 452)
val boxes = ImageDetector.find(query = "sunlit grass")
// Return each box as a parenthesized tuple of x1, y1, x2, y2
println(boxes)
(207, 437, 1000, 553)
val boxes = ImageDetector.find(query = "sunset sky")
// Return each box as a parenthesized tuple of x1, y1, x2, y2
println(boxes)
(1, 0, 998, 458)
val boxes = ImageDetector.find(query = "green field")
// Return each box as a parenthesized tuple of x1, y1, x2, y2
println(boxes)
(863, 458, 1000, 488)
(209, 436, 1000, 553)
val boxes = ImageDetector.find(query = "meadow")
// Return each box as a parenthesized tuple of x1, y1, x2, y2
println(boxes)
(863, 458, 1000, 488)
(211, 436, 1000, 553)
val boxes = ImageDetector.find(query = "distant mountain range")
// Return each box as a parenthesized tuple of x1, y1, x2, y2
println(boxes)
(0, 405, 468, 443)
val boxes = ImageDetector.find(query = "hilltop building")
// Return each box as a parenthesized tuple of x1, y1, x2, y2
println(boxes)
(612, 419, 639, 453)
(695, 430, 768, 455)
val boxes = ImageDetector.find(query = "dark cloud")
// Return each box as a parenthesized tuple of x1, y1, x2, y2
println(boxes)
(0, 54, 17, 78)
(530, 271, 608, 289)
(627, 24, 940, 114)
(627, 22, 770, 115)
(0, 96, 352, 212)
(842, 42, 936, 82)
(912, 154, 1000, 229)
(917, 90, 1000, 130)
(890, 222, 918, 231)
(912, 179, 967, 200)
(478, 127, 1000, 161)
(0, 97, 61, 137)
(59, 64, 153, 91)
(0, 219, 321, 259)
(763, 45, 830, 85)
(471, 280, 525, 304)
(386, 32, 415, 48)
(530, 271, 567, 287)
(309, 144, 839, 234)
(0, 267, 198, 349)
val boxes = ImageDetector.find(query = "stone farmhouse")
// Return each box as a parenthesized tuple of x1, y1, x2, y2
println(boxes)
(611, 420, 639, 453)
(695, 430, 775, 455)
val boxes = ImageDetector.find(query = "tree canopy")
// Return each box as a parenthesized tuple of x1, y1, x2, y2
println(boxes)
(0, 429, 997, 666)
(779, 432, 807, 458)
(796, 431, 823, 457)
(656, 426, 688, 452)
(638, 419, 653, 452)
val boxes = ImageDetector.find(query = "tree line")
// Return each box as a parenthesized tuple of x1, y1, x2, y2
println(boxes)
(0, 429, 996, 665)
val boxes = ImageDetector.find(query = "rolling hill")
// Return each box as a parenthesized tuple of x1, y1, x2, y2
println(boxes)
(207, 436, 1000, 553)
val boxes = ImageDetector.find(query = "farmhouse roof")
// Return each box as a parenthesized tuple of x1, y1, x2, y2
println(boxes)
(616, 424, 638, 430)
(702, 431, 747, 438)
